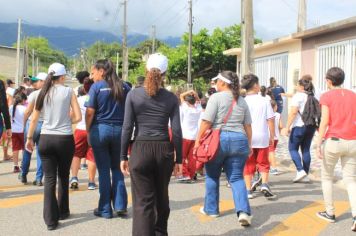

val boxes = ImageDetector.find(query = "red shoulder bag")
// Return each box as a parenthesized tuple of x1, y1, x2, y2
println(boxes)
(193, 100, 236, 164)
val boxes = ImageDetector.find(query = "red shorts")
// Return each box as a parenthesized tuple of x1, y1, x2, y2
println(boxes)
(74, 129, 95, 162)
(244, 147, 270, 175)
(269, 140, 279, 152)
(12, 133, 24, 151)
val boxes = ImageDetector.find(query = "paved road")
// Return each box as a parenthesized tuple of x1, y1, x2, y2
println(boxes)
(0, 150, 353, 236)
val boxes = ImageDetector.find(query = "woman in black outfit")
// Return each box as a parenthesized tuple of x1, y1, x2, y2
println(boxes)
(0, 80, 12, 150)
(120, 53, 182, 236)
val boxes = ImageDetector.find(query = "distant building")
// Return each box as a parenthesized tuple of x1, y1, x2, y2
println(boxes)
(224, 16, 356, 93)
(0, 45, 25, 81)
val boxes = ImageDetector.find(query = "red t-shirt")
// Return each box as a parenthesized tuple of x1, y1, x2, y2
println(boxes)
(319, 89, 356, 140)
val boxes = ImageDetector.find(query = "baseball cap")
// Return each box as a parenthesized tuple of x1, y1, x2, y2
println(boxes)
(146, 53, 168, 74)
(31, 72, 48, 82)
(211, 73, 231, 84)
(48, 63, 67, 76)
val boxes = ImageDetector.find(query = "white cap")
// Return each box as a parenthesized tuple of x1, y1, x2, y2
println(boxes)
(48, 63, 67, 76)
(146, 53, 168, 73)
(36, 72, 48, 81)
(211, 73, 231, 84)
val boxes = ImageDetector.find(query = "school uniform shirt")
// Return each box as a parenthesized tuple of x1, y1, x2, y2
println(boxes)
(85, 80, 130, 126)
(76, 95, 88, 131)
(244, 94, 274, 148)
(290, 92, 308, 128)
(9, 104, 26, 133)
(180, 102, 202, 140)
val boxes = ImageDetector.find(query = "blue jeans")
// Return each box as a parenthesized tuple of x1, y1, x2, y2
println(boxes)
(288, 126, 316, 174)
(90, 123, 128, 217)
(21, 120, 43, 181)
(204, 131, 251, 215)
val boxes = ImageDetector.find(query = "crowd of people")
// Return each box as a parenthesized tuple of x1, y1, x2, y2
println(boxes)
(0, 52, 355, 234)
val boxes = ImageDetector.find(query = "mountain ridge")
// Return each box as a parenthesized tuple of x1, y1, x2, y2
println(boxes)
(0, 22, 181, 56)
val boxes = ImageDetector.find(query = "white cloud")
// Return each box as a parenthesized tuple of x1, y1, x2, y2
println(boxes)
(0, 0, 355, 41)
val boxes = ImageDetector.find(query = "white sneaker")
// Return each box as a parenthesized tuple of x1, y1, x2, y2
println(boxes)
(300, 176, 311, 183)
(238, 212, 252, 226)
(199, 207, 219, 218)
(293, 170, 307, 183)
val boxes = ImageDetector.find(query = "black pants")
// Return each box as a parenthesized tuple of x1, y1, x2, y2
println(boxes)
(129, 140, 175, 236)
(39, 134, 75, 226)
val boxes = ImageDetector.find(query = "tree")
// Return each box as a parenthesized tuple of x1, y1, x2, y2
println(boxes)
(16, 37, 68, 74)
(161, 24, 261, 83)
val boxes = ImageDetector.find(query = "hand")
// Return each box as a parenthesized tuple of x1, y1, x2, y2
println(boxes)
(269, 136, 274, 146)
(120, 160, 130, 176)
(87, 135, 91, 147)
(317, 145, 323, 160)
(6, 129, 12, 139)
(174, 164, 182, 177)
(281, 128, 290, 136)
(25, 139, 34, 153)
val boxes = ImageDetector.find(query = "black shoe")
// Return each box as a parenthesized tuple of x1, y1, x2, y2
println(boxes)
(47, 223, 58, 231)
(33, 180, 43, 186)
(93, 208, 112, 219)
(21, 175, 27, 184)
(316, 211, 336, 223)
(115, 209, 128, 217)
(59, 212, 70, 220)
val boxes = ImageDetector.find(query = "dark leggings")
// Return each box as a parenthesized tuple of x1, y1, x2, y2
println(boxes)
(39, 134, 75, 226)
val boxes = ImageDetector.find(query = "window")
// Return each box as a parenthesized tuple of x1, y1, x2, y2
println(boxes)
(317, 39, 356, 91)
(254, 53, 288, 89)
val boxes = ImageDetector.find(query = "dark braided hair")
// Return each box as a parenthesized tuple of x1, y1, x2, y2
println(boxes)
(220, 70, 240, 101)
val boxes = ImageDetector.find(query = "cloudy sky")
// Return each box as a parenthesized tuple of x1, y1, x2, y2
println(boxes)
(1, 0, 356, 41)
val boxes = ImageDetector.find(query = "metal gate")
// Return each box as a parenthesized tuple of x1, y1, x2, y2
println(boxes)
(317, 39, 356, 91)
(254, 53, 289, 89)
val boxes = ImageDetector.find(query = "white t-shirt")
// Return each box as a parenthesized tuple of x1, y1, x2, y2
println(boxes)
(244, 94, 275, 148)
(274, 112, 281, 140)
(6, 87, 15, 97)
(76, 95, 88, 130)
(9, 104, 26, 133)
(180, 102, 202, 140)
(291, 92, 308, 128)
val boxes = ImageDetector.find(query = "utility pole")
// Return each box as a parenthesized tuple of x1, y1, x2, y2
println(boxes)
(297, 0, 307, 32)
(23, 36, 28, 77)
(187, 0, 193, 84)
(122, 0, 129, 80)
(151, 25, 156, 54)
(241, 0, 254, 76)
(15, 18, 22, 85)
(36, 57, 39, 75)
(32, 49, 35, 75)
(116, 52, 119, 74)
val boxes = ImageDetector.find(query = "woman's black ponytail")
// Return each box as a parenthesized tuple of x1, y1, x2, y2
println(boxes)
(94, 59, 124, 103)
(221, 70, 240, 101)
(298, 78, 315, 95)
(35, 72, 61, 111)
